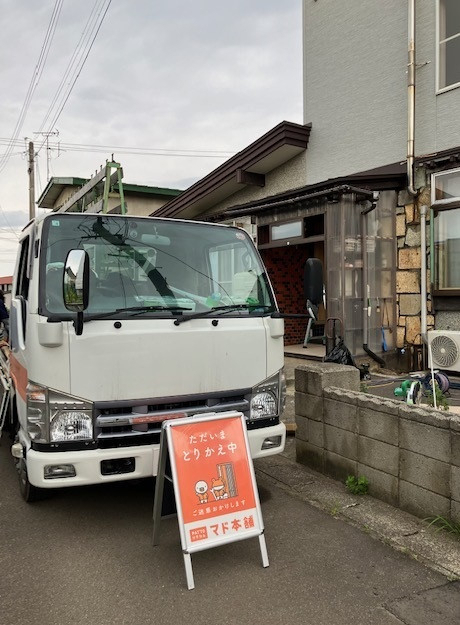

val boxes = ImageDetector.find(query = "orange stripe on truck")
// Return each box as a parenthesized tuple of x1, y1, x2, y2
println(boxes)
(9, 354, 27, 402)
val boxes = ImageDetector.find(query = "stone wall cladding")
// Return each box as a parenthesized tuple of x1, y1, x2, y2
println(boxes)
(295, 362, 460, 521)
(396, 186, 433, 349)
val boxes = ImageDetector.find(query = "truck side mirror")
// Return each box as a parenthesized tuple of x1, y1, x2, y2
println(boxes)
(304, 258, 323, 307)
(63, 250, 89, 313)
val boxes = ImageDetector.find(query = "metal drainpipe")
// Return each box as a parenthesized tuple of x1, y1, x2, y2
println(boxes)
(407, 0, 417, 197)
(420, 204, 427, 344)
(408, 0, 428, 364)
(361, 195, 385, 367)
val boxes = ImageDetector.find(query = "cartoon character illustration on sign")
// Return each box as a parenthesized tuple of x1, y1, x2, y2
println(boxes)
(195, 480, 209, 504)
(211, 477, 229, 500)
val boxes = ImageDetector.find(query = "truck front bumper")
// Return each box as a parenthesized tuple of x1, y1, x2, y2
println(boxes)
(25, 422, 286, 489)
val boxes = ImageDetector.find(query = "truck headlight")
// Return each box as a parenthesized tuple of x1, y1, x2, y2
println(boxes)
(251, 391, 277, 419)
(249, 370, 285, 420)
(50, 411, 93, 442)
(49, 389, 93, 442)
(26, 381, 93, 444)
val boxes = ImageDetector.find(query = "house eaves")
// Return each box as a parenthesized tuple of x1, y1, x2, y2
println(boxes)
(153, 121, 312, 219)
(37, 177, 87, 209)
(38, 177, 182, 210)
(417, 146, 460, 169)
(121, 183, 182, 198)
(203, 161, 407, 221)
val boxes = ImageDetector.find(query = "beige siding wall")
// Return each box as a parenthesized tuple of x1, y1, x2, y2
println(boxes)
(126, 196, 168, 216)
(51, 187, 172, 216)
(207, 152, 307, 215)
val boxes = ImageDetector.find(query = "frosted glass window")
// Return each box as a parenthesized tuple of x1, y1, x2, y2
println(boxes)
(271, 221, 302, 241)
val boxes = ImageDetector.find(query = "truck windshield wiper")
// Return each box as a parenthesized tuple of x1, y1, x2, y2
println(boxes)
(85, 305, 192, 320)
(174, 304, 272, 325)
(123, 305, 193, 317)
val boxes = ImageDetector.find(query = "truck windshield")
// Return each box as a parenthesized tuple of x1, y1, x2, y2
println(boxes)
(40, 214, 276, 318)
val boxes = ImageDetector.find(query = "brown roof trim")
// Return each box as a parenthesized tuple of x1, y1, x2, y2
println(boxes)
(204, 162, 406, 220)
(417, 146, 460, 169)
(206, 185, 376, 221)
(154, 121, 312, 218)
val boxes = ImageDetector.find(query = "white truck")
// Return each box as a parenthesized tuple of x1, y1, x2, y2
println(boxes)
(0, 208, 288, 501)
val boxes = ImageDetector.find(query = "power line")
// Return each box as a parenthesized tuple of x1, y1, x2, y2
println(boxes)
(0, 202, 20, 239)
(37, 0, 113, 154)
(36, 154, 43, 197)
(0, 137, 234, 159)
(37, 0, 105, 135)
(0, 0, 64, 175)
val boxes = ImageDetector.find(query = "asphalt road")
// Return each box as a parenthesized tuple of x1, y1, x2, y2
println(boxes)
(0, 435, 457, 625)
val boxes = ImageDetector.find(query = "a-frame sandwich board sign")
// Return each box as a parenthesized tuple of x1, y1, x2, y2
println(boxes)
(152, 411, 269, 590)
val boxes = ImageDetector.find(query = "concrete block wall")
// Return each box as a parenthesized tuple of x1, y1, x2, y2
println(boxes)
(295, 362, 460, 522)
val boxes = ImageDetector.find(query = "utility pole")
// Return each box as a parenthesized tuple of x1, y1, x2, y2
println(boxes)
(34, 130, 59, 181)
(28, 141, 35, 220)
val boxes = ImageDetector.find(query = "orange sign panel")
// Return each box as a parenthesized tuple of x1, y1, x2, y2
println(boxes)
(168, 412, 262, 551)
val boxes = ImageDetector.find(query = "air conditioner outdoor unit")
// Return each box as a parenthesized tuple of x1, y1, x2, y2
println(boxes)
(427, 330, 460, 373)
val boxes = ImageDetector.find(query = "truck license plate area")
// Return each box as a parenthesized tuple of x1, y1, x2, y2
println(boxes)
(101, 457, 135, 476)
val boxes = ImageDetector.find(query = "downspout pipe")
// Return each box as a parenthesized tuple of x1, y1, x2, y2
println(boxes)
(407, 0, 428, 363)
(407, 0, 417, 197)
(361, 193, 385, 367)
(407, 1, 428, 355)
(420, 204, 428, 344)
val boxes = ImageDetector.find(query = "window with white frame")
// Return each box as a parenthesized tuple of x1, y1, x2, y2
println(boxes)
(437, 0, 460, 91)
(432, 168, 460, 292)
(432, 166, 460, 205)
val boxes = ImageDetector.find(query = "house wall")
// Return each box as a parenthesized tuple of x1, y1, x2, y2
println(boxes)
(303, 0, 407, 184)
(302, 0, 460, 184)
(52, 188, 171, 215)
(207, 152, 307, 215)
(125, 195, 167, 216)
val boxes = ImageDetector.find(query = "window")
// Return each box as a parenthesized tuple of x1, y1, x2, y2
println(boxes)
(432, 169, 460, 293)
(437, 0, 460, 92)
(270, 220, 303, 241)
(432, 167, 460, 206)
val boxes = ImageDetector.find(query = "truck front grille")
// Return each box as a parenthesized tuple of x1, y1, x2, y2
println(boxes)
(94, 390, 250, 449)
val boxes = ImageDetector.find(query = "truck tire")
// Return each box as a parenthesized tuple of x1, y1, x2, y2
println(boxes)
(16, 454, 45, 503)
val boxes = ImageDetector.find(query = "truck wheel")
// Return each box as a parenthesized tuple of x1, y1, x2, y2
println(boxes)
(16, 456, 44, 503)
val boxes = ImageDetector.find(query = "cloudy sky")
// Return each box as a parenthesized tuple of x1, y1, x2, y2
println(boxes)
(0, 0, 303, 275)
